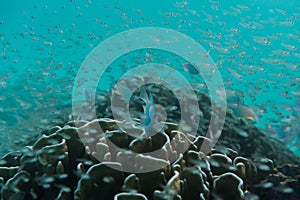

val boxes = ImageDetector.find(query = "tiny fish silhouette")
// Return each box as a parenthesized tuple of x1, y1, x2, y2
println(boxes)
(83, 87, 91, 102)
(231, 103, 258, 121)
(183, 62, 199, 74)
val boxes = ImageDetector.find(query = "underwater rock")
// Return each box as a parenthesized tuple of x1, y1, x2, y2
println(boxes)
(0, 88, 299, 199)
(182, 166, 210, 199)
(74, 162, 124, 200)
(122, 174, 141, 193)
(0, 166, 19, 182)
(233, 156, 257, 185)
(1, 171, 38, 199)
(248, 164, 300, 199)
(209, 153, 233, 175)
(56, 187, 72, 200)
(114, 192, 148, 200)
(135, 166, 169, 197)
(93, 142, 110, 161)
(211, 172, 244, 200)
(252, 157, 274, 183)
(277, 164, 300, 177)
(0, 151, 23, 167)
(153, 170, 181, 200)
(96, 87, 299, 166)
(217, 117, 299, 166)
(129, 138, 152, 153)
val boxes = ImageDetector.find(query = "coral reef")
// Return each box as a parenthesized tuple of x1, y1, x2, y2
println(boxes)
(0, 87, 298, 199)
(0, 117, 298, 199)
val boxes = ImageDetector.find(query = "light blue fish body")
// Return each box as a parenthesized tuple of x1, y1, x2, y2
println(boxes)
(139, 88, 155, 136)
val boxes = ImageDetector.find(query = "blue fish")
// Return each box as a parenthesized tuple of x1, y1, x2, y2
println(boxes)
(139, 88, 155, 137)
(182, 62, 199, 74)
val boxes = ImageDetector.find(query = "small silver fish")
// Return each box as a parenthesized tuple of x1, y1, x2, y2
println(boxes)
(230, 103, 258, 121)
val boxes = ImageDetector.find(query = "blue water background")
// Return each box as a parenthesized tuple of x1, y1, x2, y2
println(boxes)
(0, 0, 299, 156)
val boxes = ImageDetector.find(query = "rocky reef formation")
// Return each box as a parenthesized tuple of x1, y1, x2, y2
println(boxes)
(0, 86, 298, 199)
(0, 117, 298, 199)
(94, 85, 298, 166)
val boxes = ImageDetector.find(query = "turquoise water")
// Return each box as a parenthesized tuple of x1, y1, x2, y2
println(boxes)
(0, 0, 299, 156)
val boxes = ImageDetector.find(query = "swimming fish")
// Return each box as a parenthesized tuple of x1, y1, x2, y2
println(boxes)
(264, 123, 289, 138)
(182, 62, 199, 74)
(83, 87, 92, 102)
(215, 89, 242, 103)
(230, 103, 258, 121)
(139, 87, 155, 137)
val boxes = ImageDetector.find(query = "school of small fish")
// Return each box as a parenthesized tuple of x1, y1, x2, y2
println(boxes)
(0, 0, 299, 155)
